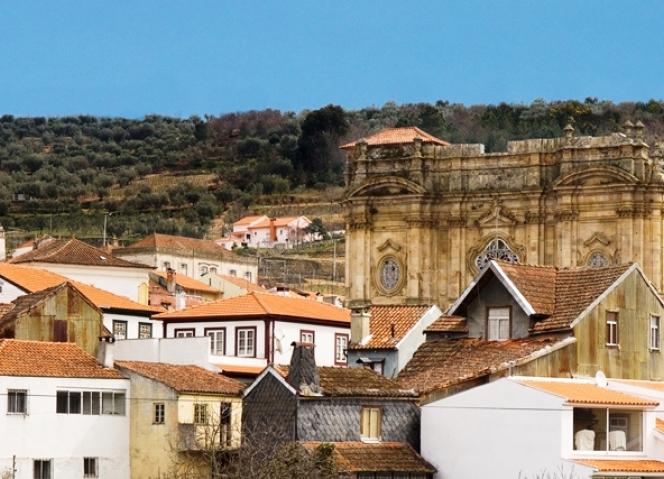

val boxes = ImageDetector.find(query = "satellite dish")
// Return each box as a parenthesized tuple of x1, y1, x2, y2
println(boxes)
(595, 370, 608, 387)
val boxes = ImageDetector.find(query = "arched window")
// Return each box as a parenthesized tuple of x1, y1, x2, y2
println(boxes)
(200, 265, 208, 275)
(474, 238, 519, 271)
(587, 251, 610, 268)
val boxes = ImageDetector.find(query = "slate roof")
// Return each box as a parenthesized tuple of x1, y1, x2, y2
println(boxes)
(350, 304, 434, 350)
(115, 360, 244, 395)
(301, 442, 436, 474)
(9, 238, 151, 269)
(340, 127, 450, 149)
(455, 261, 633, 333)
(519, 380, 658, 407)
(397, 336, 567, 395)
(277, 365, 417, 398)
(425, 315, 468, 333)
(155, 291, 350, 324)
(0, 263, 163, 315)
(575, 459, 664, 473)
(0, 339, 122, 378)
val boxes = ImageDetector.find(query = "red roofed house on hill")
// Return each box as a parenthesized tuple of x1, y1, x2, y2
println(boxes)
(218, 215, 317, 250)
(156, 291, 350, 377)
(0, 339, 130, 478)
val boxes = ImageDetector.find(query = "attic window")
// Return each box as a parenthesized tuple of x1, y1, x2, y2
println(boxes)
(475, 238, 519, 271)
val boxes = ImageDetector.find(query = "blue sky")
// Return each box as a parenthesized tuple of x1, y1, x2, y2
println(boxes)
(1, 0, 663, 117)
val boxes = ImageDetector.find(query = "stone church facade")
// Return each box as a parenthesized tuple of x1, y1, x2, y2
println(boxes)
(341, 124, 664, 309)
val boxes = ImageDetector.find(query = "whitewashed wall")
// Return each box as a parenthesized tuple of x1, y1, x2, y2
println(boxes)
(29, 262, 149, 303)
(113, 337, 213, 369)
(0, 279, 27, 303)
(395, 305, 442, 374)
(103, 312, 163, 340)
(0, 375, 130, 479)
(165, 320, 267, 359)
(273, 320, 349, 367)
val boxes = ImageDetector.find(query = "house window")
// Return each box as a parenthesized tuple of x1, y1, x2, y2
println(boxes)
(83, 457, 98, 478)
(209, 266, 217, 274)
(220, 402, 232, 446)
(229, 269, 237, 277)
(206, 328, 225, 355)
(153, 403, 165, 424)
(335, 334, 348, 365)
(33, 459, 52, 479)
(7, 389, 27, 414)
(113, 320, 128, 340)
(180, 263, 188, 275)
(236, 328, 256, 357)
(194, 403, 208, 424)
(573, 407, 642, 452)
(163, 261, 171, 270)
(360, 407, 382, 442)
(58, 390, 125, 415)
(138, 322, 152, 339)
(487, 307, 510, 340)
(606, 311, 619, 346)
(245, 271, 252, 282)
(300, 330, 315, 344)
(175, 328, 195, 338)
(650, 315, 660, 350)
(200, 265, 209, 275)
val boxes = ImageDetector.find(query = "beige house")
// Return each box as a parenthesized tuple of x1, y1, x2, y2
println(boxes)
(115, 361, 244, 478)
(341, 124, 664, 309)
(201, 273, 265, 299)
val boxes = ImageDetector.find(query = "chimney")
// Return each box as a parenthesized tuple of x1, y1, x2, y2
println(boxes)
(97, 337, 115, 368)
(269, 218, 277, 243)
(286, 342, 320, 396)
(166, 268, 177, 294)
(351, 307, 371, 345)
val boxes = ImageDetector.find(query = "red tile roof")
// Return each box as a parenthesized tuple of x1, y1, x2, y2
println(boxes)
(425, 315, 468, 333)
(0, 263, 162, 315)
(9, 238, 151, 269)
(115, 360, 244, 395)
(340, 127, 450, 149)
(350, 304, 434, 350)
(575, 459, 664, 473)
(301, 442, 435, 474)
(121, 233, 227, 257)
(519, 380, 658, 407)
(152, 271, 220, 294)
(397, 336, 567, 395)
(0, 339, 122, 378)
(247, 216, 305, 229)
(216, 274, 265, 293)
(156, 291, 350, 324)
(233, 215, 266, 226)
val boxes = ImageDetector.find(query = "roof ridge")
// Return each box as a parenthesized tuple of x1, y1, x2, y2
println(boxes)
(247, 291, 270, 314)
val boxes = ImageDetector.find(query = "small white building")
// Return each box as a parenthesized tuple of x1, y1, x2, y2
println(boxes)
(220, 215, 316, 250)
(0, 339, 130, 479)
(422, 376, 664, 479)
(156, 291, 350, 378)
(114, 233, 257, 282)
(8, 238, 152, 304)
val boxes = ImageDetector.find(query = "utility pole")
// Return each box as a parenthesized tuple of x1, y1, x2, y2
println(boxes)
(102, 211, 114, 248)
(332, 238, 337, 284)
(12, 454, 16, 479)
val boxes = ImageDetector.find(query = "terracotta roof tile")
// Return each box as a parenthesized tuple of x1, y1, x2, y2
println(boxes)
(247, 216, 302, 229)
(9, 238, 151, 269)
(350, 304, 433, 350)
(216, 274, 265, 292)
(233, 215, 266, 226)
(120, 233, 228, 258)
(519, 380, 658, 407)
(496, 262, 557, 315)
(212, 363, 265, 375)
(340, 127, 450, 149)
(156, 291, 350, 324)
(152, 271, 220, 294)
(397, 336, 566, 394)
(575, 459, 664, 473)
(301, 442, 435, 474)
(425, 315, 468, 333)
(0, 263, 162, 315)
(615, 379, 664, 393)
(115, 360, 244, 395)
(0, 339, 122, 378)
(276, 365, 417, 398)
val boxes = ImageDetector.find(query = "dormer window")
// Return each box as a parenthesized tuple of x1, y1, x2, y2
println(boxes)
(573, 408, 642, 452)
(487, 307, 510, 340)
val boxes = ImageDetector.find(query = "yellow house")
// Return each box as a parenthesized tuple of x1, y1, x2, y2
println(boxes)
(115, 361, 244, 478)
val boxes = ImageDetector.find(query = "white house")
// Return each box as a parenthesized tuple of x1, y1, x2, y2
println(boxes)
(8, 238, 152, 304)
(0, 339, 130, 479)
(422, 376, 664, 479)
(0, 263, 164, 341)
(220, 215, 316, 250)
(114, 233, 257, 282)
(155, 291, 350, 378)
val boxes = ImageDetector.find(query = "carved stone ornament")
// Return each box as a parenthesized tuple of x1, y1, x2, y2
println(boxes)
(584, 250, 612, 268)
(467, 235, 526, 274)
(583, 232, 611, 248)
(377, 239, 402, 253)
(476, 199, 519, 227)
(376, 255, 405, 296)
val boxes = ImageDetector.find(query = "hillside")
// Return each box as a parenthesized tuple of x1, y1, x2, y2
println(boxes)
(0, 99, 663, 249)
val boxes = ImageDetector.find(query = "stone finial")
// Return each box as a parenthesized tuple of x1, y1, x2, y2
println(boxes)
(413, 136, 423, 156)
(634, 120, 645, 140)
(357, 138, 368, 158)
(623, 120, 634, 137)
(563, 122, 574, 139)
